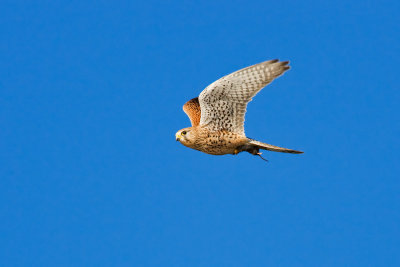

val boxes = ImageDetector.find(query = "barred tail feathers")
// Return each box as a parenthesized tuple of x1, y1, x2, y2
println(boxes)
(249, 140, 303, 154)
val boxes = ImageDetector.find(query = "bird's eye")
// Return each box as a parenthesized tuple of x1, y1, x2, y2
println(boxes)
(181, 131, 187, 135)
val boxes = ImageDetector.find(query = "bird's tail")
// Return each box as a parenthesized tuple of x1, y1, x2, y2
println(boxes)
(249, 139, 303, 154)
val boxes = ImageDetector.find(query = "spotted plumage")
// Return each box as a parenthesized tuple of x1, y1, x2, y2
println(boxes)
(176, 59, 303, 160)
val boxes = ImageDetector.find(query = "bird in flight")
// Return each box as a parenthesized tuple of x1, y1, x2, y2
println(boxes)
(175, 59, 303, 161)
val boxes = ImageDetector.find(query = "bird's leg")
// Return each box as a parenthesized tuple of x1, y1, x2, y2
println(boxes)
(233, 148, 240, 155)
(256, 152, 269, 162)
(243, 145, 268, 162)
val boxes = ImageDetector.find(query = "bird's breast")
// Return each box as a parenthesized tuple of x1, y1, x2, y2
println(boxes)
(192, 129, 248, 155)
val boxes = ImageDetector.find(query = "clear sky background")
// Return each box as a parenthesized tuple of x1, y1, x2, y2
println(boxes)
(1, 0, 399, 266)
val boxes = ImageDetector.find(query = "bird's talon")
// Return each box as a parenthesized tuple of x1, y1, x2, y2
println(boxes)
(257, 152, 269, 162)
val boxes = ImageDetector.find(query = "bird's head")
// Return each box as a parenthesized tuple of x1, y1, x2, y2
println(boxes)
(175, 127, 195, 147)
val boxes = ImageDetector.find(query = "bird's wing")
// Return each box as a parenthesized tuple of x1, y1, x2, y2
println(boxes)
(183, 97, 201, 126)
(198, 59, 290, 135)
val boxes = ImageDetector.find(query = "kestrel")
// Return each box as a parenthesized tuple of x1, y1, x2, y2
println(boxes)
(175, 59, 303, 161)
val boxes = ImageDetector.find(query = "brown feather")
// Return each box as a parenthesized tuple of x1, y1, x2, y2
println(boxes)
(183, 97, 201, 126)
(249, 140, 303, 154)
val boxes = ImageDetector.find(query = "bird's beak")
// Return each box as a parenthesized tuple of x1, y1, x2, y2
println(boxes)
(175, 133, 180, 142)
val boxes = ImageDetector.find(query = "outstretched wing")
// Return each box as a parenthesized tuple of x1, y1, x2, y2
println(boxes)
(198, 59, 289, 135)
(183, 97, 201, 126)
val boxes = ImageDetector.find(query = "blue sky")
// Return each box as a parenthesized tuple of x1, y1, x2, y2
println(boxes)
(1, 0, 399, 266)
